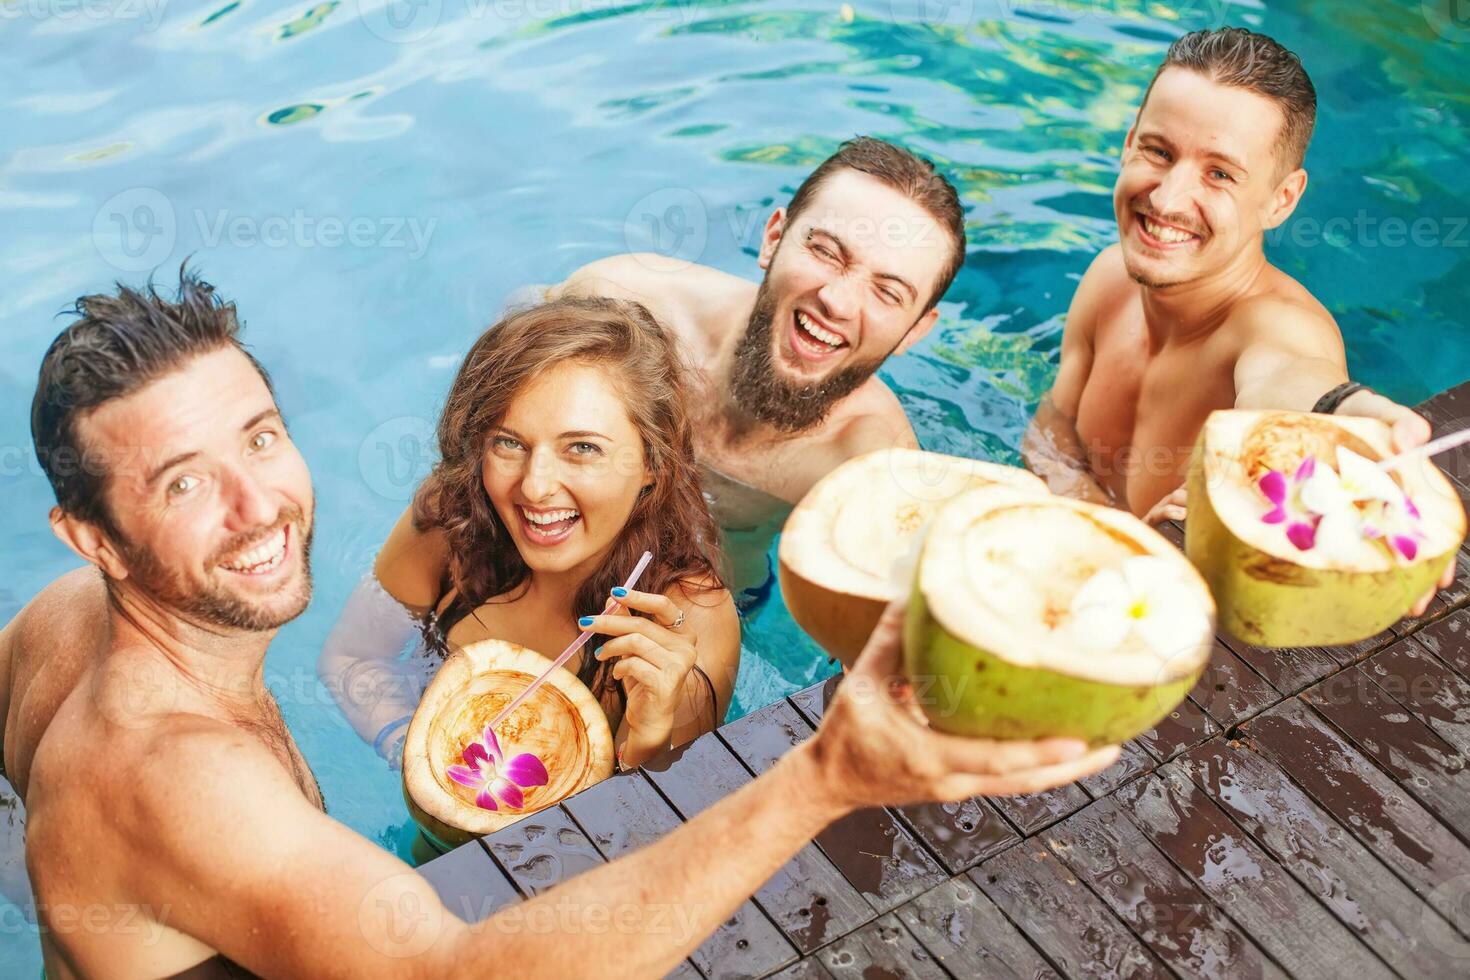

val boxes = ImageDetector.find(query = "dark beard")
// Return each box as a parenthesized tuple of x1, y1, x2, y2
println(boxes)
(115, 506, 314, 632)
(727, 279, 888, 433)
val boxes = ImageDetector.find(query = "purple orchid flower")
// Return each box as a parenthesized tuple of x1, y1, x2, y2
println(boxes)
(446, 726, 549, 812)
(1259, 455, 1320, 551)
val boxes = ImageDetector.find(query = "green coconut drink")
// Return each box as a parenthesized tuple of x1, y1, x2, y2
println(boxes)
(904, 486, 1215, 746)
(1186, 411, 1466, 649)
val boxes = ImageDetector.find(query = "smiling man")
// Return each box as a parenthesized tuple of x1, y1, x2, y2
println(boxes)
(550, 137, 962, 600)
(1023, 28, 1441, 548)
(0, 271, 1115, 978)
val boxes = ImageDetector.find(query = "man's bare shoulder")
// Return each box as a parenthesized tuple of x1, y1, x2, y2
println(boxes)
(831, 377, 916, 454)
(4, 566, 108, 648)
(558, 254, 750, 310)
(1067, 244, 1133, 336)
(1224, 275, 1343, 359)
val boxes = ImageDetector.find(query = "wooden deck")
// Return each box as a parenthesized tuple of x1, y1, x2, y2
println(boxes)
(418, 382, 1470, 979)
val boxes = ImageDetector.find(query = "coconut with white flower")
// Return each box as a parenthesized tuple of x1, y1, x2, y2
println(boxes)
(402, 639, 614, 850)
(778, 448, 1048, 667)
(904, 485, 1216, 745)
(1186, 410, 1465, 648)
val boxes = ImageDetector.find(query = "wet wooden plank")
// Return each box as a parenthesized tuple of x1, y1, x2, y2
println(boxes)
(814, 913, 946, 979)
(1243, 698, 1470, 936)
(991, 783, 1091, 836)
(1410, 606, 1470, 680)
(787, 676, 840, 726)
(892, 877, 1059, 979)
(1416, 383, 1470, 488)
(1132, 695, 1219, 763)
(761, 959, 833, 980)
(481, 806, 605, 898)
(634, 735, 816, 974)
(1044, 796, 1284, 979)
(973, 843, 1170, 979)
(1217, 634, 1343, 696)
(1114, 766, 1394, 980)
(416, 840, 520, 923)
(1302, 665, 1470, 836)
(780, 694, 953, 911)
(1178, 738, 1461, 976)
(1364, 637, 1470, 757)
(1078, 739, 1153, 798)
(664, 963, 703, 980)
(1191, 639, 1281, 729)
(707, 706, 875, 951)
(561, 769, 791, 976)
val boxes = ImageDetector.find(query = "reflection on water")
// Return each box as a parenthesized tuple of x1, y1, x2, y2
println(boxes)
(1, 0, 1467, 966)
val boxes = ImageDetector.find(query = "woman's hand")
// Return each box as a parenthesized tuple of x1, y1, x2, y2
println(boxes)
(579, 587, 698, 764)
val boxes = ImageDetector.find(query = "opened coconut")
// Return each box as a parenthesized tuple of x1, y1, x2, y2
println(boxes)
(905, 485, 1215, 745)
(779, 448, 1047, 666)
(1186, 410, 1466, 648)
(402, 639, 614, 851)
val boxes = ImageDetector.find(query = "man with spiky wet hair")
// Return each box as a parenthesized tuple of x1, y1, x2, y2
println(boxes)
(551, 136, 966, 602)
(1, 270, 1114, 977)
(1022, 28, 1451, 612)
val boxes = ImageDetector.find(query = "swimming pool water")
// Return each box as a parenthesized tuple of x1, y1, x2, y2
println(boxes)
(2, 0, 1467, 969)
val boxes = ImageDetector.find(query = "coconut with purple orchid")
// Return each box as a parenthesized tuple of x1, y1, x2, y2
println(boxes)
(1186, 410, 1465, 648)
(904, 485, 1216, 746)
(402, 639, 613, 851)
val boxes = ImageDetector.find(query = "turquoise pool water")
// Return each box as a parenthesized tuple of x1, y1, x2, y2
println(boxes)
(1, 0, 1467, 969)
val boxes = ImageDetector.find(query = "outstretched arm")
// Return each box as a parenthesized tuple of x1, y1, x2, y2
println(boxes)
(135, 603, 1117, 979)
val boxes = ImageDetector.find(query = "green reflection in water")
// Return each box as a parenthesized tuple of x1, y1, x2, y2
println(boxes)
(278, 1, 339, 41)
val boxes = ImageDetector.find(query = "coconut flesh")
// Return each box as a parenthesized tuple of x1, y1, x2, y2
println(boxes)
(402, 639, 614, 850)
(1186, 410, 1466, 648)
(778, 449, 1048, 667)
(905, 485, 1216, 745)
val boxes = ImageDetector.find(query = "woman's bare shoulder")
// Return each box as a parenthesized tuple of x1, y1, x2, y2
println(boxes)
(373, 507, 451, 615)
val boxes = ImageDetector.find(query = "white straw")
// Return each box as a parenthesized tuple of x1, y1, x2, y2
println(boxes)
(1377, 428, 1470, 473)
(486, 550, 654, 734)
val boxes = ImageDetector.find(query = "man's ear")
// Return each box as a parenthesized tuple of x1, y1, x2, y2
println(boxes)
(756, 208, 786, 271)
(1262, 167, 1308, 230)
(895, 307, 941, 356)
(1122, 123, 1137, 158)
(51, 506, 129, 581)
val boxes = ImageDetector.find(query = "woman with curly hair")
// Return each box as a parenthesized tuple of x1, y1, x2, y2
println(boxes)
(320, 297, 739, 770)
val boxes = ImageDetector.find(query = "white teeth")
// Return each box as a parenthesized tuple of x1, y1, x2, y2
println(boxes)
(796, 311, 844, 348)
(222, 529, 286, 573)
(1142, 216, 1196, 244)
(520, 507, 579, 526)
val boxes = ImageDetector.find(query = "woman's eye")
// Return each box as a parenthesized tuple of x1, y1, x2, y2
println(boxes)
(492, 436, 523, 451)
(570, 442, 602, 456)
(168, 475, 199, 497)
(249, 430, 276, 452)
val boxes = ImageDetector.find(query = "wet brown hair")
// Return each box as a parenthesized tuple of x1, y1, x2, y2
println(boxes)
(784, 136, 966, 312)
(1141, 27, 1317, 177)
(413, 297, 724, 714)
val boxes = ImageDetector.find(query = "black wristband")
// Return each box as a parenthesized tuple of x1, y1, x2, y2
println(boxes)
(1313, 382, 1369, 415)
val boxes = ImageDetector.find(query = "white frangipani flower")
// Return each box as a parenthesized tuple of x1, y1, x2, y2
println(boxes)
(1069, 556, 1210, 656)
